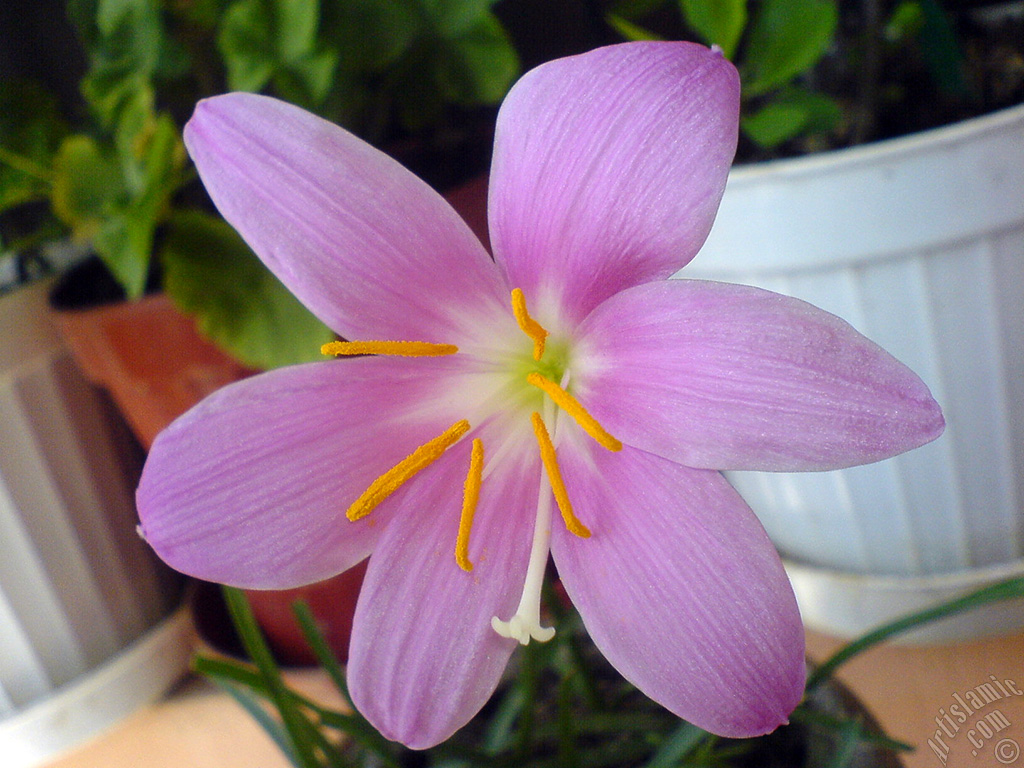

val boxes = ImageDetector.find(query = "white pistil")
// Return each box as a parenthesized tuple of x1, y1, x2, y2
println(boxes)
(491, 466, 556, 644)
(491, 390, 563, 645)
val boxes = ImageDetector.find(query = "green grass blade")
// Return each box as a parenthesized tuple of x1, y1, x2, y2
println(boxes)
(641, 721, 711, 768)
(222, 586, 322, 768)
(212, 679, 302, 766)
(808, 576, 1024, 690)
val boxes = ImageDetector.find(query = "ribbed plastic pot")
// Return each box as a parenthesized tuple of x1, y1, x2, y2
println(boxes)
(680, 104, 1024, 638)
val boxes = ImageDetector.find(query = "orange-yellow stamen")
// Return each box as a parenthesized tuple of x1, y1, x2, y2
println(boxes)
(530, 412, 590, 538)
(526, 372, 622, 452)
(348, 420, 470, 522)
(321, 340, 458, 357)
(456, 438, 484, 571)
(511, 288, 547, 361)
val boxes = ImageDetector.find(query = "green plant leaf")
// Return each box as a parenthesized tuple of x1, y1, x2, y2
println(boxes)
(161, 210, 334, 369)
(606, 14, 665, 42)
(51, 135, 124, 238)
(741, 88, 841, 147)
(641, 721, 712, 768)
(212, 680, 303, 766)
(78, 0, 165, 126)
(678, 0, 746, 58)
(808, 576, 1024, 690)
(607, 0, 670, 19)
(275, 0, 320, 63)
(322, 0, 420, 73)
(220, 0, 333, 106)
(220, 587, 322, 768)
(741, 0, 837, 97)
(277, 47, 340, 106)
(0, 80, 67, 211)
(218, 0, 277, 92)
(91, 209, 153, 298)
(917, 0, 967, 96)
(441, 11, 520, 105)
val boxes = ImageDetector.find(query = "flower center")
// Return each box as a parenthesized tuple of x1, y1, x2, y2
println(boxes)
(323, 289, 622, 644)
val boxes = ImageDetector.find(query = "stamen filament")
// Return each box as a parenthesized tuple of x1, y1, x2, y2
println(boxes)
(456, 439, 484, 571)
(348, 420, 470, 522)
(530, 412, 591, 539)
(322, 340, 458, 357)
(511, 288, 548, 361)
(526, 372, 622, 452)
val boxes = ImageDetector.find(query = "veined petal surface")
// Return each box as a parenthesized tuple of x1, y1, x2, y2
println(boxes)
(551, 439, 805, 737)
(488, 42, 739, 328)
(137, 356, 475, 588)
(184, 93, 508, 343)
(574, 280, 945, 471)
(348, 430, 538, 749)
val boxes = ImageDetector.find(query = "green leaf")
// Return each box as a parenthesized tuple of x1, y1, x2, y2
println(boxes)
(917, 0, 967, 96)
(219, 0, 333, 106)
(441, 11, 520, 105)
(277, 47, 339, 106)
(809, 576, 1024, 690)
(322, 0, 420, 73)
(212, 680, 305, 766)
(679, 0, 747, 58)
(220, 587, 322, 768)
(78, 1, 165, 127)
(607, 0, 670, 19)
(606, 14, 665, 43)
(161, 210, 334, 369)
(741, 88, 841, 148)
(0, 80, 67, 211)
(741, 0, 837, 97)
(641, 721, 712, 768)
(276, 0, 320, 63)
(91, 209, 154, 297)
(218, 0, 277, 92)
(51, 135, 124, 237)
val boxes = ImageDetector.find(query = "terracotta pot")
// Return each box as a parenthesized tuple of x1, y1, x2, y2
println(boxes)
(49, 259, 254, 450)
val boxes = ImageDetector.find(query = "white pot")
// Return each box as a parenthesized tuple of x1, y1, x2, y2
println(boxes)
(0, 279, 189, 764)
(679, 104, 1024, 579)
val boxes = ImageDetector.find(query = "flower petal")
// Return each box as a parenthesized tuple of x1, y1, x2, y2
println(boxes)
(348, 432, 538, 749)
(488, 42, 739, 327)
(575, 280, 944, 471)
(551, 440, 805, 737)
(184, 93, 507, 342)
(137, 356, 474, 588)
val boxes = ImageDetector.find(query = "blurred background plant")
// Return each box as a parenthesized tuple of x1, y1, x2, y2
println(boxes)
(0, 0, 519, 369)
(0, 0, 1019, 368)
(606, 0, 1023, 155)
(194, 576, 1024, 767)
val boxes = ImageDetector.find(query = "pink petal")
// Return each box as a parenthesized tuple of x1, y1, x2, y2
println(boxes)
(348, 432, 539, 749)
(184, 93, 508, 343)
(575, 280, 944, 471)
(551, 440, 805, 737)
(137, 356, 474, 588)
(488, 42, 739, 327)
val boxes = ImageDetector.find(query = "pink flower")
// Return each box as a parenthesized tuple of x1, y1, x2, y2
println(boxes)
(137, 43, 943, 749)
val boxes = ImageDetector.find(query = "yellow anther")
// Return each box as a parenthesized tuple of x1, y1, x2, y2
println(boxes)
(530, 412, 590, 539)
(511, 288, 548, 361)
(321, 340, 458, 357)
(456, 439, 484, 571)
(526, 373, 622, 452)
(348, 420, 470, 522)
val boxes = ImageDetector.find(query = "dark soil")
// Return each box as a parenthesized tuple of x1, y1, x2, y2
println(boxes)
(738, 0, 1024, 161)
